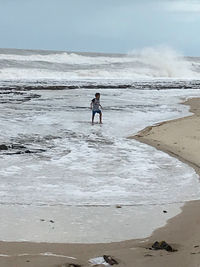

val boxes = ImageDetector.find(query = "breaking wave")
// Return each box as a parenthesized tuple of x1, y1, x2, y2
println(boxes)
(128, 46, 198, 78)
(0, 47, 199, 81)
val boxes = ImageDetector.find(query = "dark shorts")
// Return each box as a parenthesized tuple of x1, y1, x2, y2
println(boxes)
(92, 110, 102, 116)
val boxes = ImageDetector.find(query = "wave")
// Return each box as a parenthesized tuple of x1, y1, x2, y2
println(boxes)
(0, 47, 199, 81)
(0, 67, 174, 80)
(128, 46, 198, 78)
(0, 51, 134, 65)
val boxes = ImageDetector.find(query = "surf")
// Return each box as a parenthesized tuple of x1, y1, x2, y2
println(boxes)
(0, 47, 199, 82)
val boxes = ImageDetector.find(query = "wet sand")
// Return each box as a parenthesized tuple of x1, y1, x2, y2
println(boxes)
(1, 97, 200, 267)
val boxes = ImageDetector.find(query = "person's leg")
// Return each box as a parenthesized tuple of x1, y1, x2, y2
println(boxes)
(92, 111, 95, 124)
(99, 111, 102, 124)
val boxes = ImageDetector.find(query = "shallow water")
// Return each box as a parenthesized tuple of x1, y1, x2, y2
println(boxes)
(0, 88, 200, 208)
(1, 49, 200, 242)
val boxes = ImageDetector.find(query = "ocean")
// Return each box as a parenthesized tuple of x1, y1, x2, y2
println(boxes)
(0, 48, 200, 243)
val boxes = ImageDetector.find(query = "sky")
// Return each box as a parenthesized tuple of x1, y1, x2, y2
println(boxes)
(0, 0, 200, 55)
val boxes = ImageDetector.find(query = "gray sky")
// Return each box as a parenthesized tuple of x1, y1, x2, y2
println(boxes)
(0, 0, 200, 55)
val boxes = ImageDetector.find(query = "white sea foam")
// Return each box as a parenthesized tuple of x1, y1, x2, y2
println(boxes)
(0, 47, 199, 81)
(0, 49, 200, 243)
(0, 88, 200, 206)
(128, 46, 196, 78)
(0, 52, 133, 65)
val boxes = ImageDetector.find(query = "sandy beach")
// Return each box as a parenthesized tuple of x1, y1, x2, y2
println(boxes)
(1, 0, 200, 265)
(1, 97, 200, 267)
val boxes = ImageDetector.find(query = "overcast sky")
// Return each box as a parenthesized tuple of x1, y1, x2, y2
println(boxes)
(0, 0, 200, 55)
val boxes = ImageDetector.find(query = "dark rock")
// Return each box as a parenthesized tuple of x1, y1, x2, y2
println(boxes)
(37, 149, 46, 152)
(14, 151, 23, 155)
(103, 255, 118, 265)
(0, 144, 8, 150)
(2, 143, 46, 155)
(68, 86, 79, 89)
(163, 210, 167, 213)
(49, 220, 54, 223)
(24, 149, 46, 154)
(11, 144, 26, 149)
(5, 151, 23, 155)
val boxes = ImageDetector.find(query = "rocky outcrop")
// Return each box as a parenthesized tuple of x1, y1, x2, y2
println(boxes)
(0, 143, 45, 155)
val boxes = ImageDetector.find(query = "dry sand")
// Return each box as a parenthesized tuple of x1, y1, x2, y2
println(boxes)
(1, 98, 200, 267)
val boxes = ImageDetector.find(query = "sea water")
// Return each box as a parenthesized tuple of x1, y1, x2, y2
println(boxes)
(0, 48, 200, 242)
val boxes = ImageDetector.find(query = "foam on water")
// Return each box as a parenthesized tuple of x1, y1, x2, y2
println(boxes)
(0, 89, 200, 207)
(0, 88, 200, 243)
(0, 48, 200, 242)
(0, 47, 199, 81)
(0, 52, 134, 65)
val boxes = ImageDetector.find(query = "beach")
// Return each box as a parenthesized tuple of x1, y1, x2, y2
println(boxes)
(1, 0, 200, 263)
(0, 49, 200, 266)
(0, 97, 199, 266)
(0, 0, 200, 264)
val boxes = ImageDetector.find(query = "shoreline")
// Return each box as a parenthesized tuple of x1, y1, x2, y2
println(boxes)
(1, 97, 200, 266)
(133, 98, 200, 174)
(131, 97, 200, 266)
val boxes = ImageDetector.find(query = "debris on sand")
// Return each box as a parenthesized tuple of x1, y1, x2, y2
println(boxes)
(151, 241, 177, 252)
(89, 255, 118, 266)
(103, 255, 118, 265)
(89, 257, 109, 266)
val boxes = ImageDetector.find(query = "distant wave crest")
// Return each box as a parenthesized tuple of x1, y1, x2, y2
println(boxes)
(0, 47, 199, 81)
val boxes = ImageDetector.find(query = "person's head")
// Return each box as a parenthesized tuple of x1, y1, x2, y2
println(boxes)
(95, 93, 100, 99)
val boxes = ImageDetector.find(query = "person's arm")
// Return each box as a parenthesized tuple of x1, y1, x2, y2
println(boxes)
(90, 101, 93, 109)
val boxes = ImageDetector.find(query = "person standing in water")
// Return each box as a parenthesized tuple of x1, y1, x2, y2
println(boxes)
(90, 93, 103, 124)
